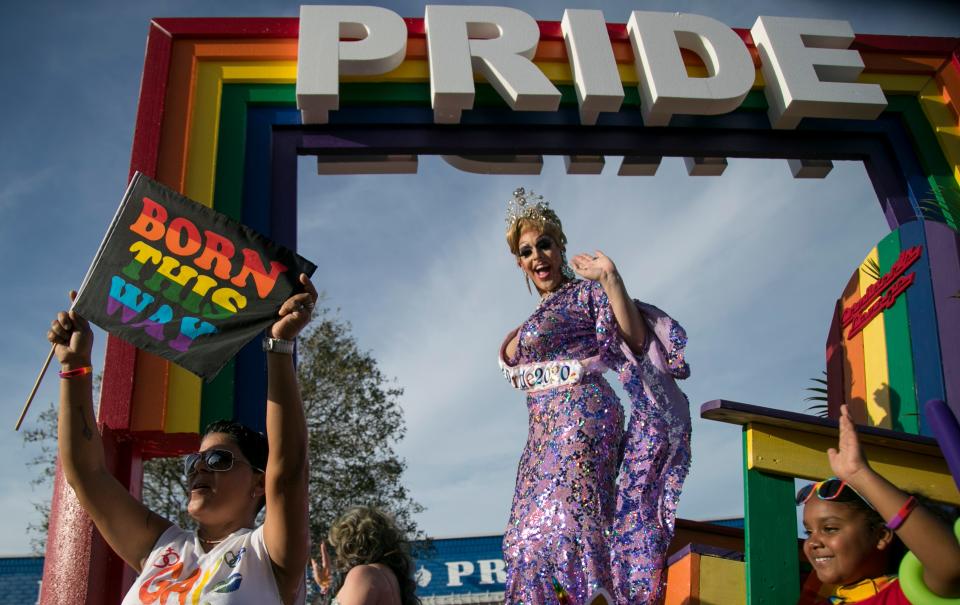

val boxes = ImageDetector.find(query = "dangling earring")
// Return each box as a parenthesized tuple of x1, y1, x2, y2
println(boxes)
(524, 271, 532, 294)
(561, 252, 576, 281)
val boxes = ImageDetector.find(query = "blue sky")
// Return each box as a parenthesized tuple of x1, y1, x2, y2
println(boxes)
(2, 0, 959, 554)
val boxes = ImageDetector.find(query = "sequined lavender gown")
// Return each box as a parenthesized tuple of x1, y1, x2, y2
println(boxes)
(498, 279, 691, 605)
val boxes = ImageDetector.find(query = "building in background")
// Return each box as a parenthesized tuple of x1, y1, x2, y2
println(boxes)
(414, 535, 505, 604)
(0, 557, 43, 605)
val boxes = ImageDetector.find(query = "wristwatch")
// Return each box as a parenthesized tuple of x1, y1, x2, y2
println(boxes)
(262, 337, 295, 355)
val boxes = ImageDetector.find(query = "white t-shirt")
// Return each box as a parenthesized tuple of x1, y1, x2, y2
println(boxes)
(122, 524, 301, 604)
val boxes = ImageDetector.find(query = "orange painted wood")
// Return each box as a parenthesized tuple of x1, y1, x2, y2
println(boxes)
(129, 352, 168, 432)
(690, 552, 701, 600)
(664, 552, 696, 605)
(826, 300, 845, 419)
(158, 40, 198, 194)
(860, 52, 942, 74)
(936, 54, 960, 126)
(407, 37, 426, 59)
(193, 39, 298, 60)
(841, 272, 869, 424)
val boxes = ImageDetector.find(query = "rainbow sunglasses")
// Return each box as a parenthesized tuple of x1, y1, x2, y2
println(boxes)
(795, 477, 873, 508)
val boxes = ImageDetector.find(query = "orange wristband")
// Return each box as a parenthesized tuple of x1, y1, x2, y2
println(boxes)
(58, 366, 92, 379)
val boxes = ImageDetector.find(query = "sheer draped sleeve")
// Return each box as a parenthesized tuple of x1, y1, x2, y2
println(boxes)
(589, 281, 693, 603)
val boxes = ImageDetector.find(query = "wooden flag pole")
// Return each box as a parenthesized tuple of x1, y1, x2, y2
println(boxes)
(15, 343, 56, 431)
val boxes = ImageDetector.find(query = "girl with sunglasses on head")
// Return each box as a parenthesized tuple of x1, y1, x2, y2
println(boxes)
(799, 404, 960, 604)
(499, 189, 692, 604)
(47, 274, 318, 604)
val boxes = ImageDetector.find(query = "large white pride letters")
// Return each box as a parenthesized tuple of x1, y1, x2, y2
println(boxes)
(297, 6, 887, 129)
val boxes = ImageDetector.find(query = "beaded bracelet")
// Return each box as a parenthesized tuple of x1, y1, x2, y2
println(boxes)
(885, 495, 918, 531)
(58, 366, 93, 379)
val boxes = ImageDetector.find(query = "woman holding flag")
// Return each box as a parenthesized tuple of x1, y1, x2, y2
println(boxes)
(47, 273, 318, 604)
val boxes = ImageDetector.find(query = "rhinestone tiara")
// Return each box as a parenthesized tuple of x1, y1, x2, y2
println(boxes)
(504, 187, 558, 230)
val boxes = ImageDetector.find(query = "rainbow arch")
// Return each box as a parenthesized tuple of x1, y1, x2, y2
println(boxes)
(99, 17, 960, 455)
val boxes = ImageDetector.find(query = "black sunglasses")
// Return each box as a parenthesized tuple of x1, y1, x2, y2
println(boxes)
(183, 449, 263, 476)
(518, 236, 554, 258)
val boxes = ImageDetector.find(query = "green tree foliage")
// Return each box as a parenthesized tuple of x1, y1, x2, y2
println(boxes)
(298, 307, 424, 548)
(21, 402, 58, 554)
(142, 456, 194, 530)
(23, 306, 422, 559)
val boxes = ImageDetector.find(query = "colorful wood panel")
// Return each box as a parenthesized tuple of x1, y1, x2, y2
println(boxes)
(664, 545, 746, 605)
(830, 221, 958, 436)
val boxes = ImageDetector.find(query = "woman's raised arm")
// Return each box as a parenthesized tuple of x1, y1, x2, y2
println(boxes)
(49, 293, 171, 572)
(262, 274, 318, 603)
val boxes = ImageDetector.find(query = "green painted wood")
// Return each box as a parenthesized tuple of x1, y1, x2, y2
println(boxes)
(247, 86, 296, 106)
(927, 175, 960, 230)
(878, 230, 920, 433)
(743, 427, 800, 605)
(887, 96, 953, 175)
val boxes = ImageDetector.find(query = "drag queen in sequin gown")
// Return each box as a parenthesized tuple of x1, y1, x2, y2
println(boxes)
(498, 189, 692, 605)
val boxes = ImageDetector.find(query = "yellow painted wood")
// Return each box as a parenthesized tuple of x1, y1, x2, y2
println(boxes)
(858, 73, 932, 94)
(344, 61, 425, 82)
(918, 79, 960, 188)
(745, 425, 958, 504)
(187, 62, 224, 208)
(699, 556, 746, 603)
(858, 248, 892, 428)
(219, 62, 298, 83)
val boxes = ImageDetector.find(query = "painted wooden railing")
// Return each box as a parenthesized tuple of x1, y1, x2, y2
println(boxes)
(700, 399, 957, 605)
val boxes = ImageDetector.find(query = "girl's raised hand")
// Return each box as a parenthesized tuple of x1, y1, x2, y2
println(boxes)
(827, 404, 871, 484)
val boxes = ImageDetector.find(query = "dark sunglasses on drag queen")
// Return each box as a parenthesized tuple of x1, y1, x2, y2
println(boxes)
(518, 236, 555, 258)
(795, 477, 872, 508)
(184, 449, 263, 476)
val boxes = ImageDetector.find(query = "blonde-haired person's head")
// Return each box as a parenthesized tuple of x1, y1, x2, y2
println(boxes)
(328, 506, 420, 605)
(506, 212, 567, 257)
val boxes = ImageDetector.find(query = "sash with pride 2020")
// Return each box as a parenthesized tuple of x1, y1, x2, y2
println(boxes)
(73, 172, 317, 381)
